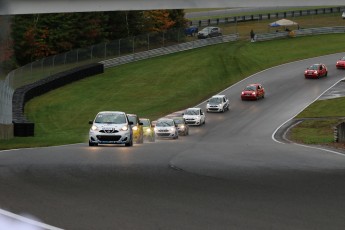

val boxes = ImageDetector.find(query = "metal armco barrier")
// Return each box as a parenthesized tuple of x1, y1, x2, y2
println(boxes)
(335, 122, 345, 143)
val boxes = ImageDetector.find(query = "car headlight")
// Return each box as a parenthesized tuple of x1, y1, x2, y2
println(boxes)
(91, 125, 98, 131)
(180, 125, 185, 129)
(314, 71, 318, 74)
(120, 125, 129, 131)
(170, 127, 176, 132)
(146, 128, 151, 133)
(132, 126, 138, 131)
(154, 127, 157, 132)
(252, 92, 256, 95)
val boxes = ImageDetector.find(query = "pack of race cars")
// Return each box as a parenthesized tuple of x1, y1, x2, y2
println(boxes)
(89, 56, 344, 147)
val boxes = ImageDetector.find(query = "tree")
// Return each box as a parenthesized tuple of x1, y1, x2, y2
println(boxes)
(10, 10, 187, 66)
(0, 16, 16, 74)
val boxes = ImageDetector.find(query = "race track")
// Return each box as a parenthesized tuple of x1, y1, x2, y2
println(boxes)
(1, 53, 345, 230)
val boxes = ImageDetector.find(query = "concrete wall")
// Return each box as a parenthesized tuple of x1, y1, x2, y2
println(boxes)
(12, 63, 104, 137)
(0, 123, 13, 139)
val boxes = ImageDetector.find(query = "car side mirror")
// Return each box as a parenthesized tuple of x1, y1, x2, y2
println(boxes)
(89, 120, 93, 124)
(128, 121, 133, 125)
(139, 122, 143, 126)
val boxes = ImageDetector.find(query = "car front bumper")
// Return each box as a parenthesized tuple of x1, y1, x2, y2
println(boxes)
(336, 63, 345, 69)
(155, 130, 177, 138)
(89, 130, 131, 145)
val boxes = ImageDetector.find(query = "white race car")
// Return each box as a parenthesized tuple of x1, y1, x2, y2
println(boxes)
(88, 111, 133, 147)
(183, 108, 206, 126)
(154, 118, 179, 139)
(206, 95, 229, 112)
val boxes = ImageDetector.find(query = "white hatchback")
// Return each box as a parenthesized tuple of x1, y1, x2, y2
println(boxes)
(183, 108, 206, 126)
(206, 95, 229, 112)
(88, 111, 133, 147)
(154, 118, 179, 139)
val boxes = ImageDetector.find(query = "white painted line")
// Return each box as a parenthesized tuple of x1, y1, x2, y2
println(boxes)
(293, 143, 345, 156)
(0, 209, 63, 230)
(271, 78, 345, 156)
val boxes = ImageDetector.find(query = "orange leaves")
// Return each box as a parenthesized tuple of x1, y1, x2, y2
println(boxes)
(144, 10, 176, 32)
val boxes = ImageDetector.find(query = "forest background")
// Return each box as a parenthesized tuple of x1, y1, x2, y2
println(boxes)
(0, 10, 186, 74)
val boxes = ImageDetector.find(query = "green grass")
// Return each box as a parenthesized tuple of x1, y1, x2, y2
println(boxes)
(296, 98, 345, 118)
(288, 119, 341, 144)
(1, 33, 345, 150)
(288, 98, 345, 145)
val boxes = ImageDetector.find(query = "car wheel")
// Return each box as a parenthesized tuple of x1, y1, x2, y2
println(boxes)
(89, 141, 97, 146)
(125, 138, 133, 147)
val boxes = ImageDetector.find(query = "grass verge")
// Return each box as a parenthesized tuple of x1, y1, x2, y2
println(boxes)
(287, 98, 345, 149)
(1, 34, 345, 150)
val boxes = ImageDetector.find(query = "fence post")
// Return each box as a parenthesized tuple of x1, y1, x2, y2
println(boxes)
(163, 32, 165, 47)
(118, 39, 121, 56)
(146, 34, 148, 50)
(104, 43, 107, 59)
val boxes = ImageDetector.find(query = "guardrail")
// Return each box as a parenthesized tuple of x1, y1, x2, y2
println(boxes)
(189, 6, 345, 27)
(335, 122, 345, 143)
(101, 34, 239, 68)
(254, 26, 345, 42)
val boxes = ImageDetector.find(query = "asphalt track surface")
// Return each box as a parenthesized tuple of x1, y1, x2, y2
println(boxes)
(1, 53, 345, 230)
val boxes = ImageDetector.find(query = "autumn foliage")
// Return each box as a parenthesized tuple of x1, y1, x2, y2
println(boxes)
(9, 10, 186, 66)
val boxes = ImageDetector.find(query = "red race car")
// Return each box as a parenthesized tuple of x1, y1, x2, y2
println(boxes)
(241, 83, 265, 100)
(304, 63, 328, 78)
(336, 56, 345, 69)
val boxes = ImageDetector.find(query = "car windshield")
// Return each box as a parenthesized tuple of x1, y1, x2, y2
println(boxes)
(127, 115, 137, 124)
(340, 57, 345, 61)
(308, 64, 319, 70)
(173, 118, 184, 124)
(95, 113, 126, 124)
(244, 85, 256, 91)
(209, 97, 222, 103)
(156, 120, 174, 127)
(185, 109, 200, 115)
(200, 27, 211, 33)
(140, 119, 150, 126)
